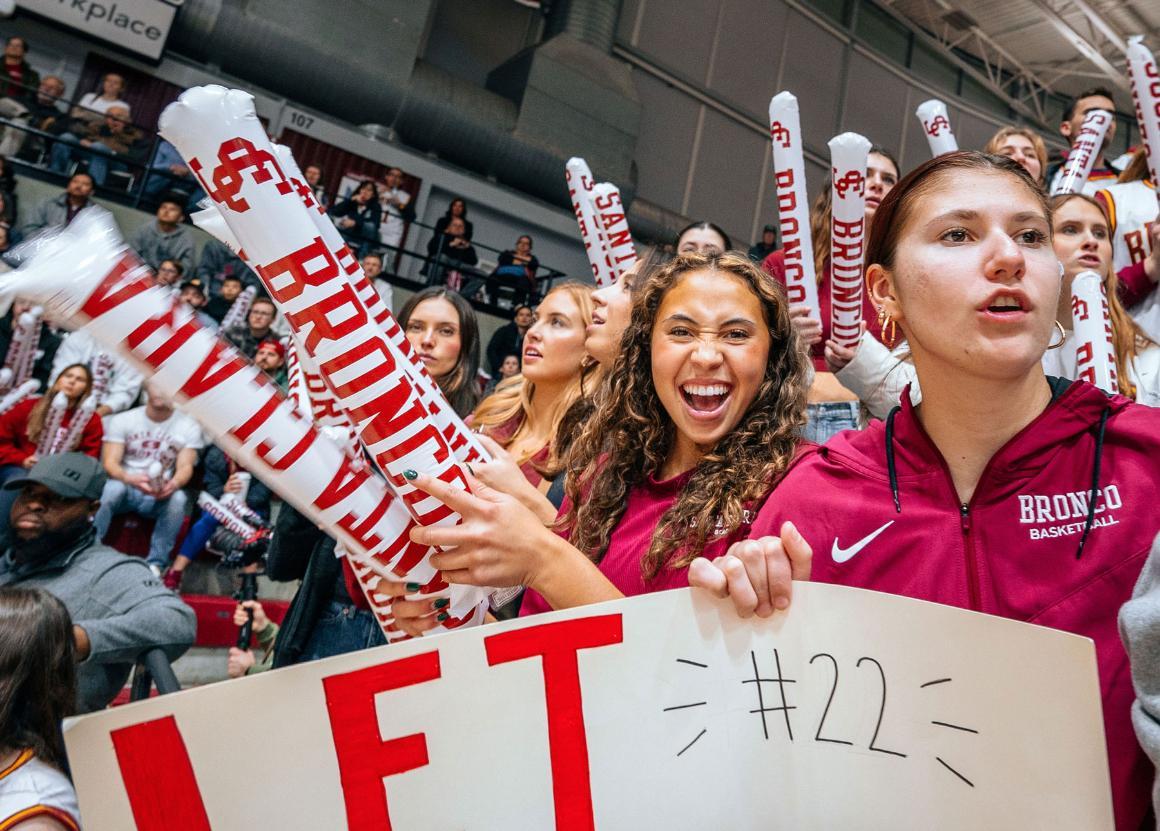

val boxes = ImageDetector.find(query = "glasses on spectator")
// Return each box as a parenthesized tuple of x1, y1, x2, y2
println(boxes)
(158, 266, 179, 274)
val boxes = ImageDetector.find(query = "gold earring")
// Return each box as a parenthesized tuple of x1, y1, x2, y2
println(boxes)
(1047, 320, 1067, 350)
(876, 306, 899, 349)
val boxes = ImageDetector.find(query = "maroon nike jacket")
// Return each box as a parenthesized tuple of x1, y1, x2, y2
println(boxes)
(753, 379, 1160, 830)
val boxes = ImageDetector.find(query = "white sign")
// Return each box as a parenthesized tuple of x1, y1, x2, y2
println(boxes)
(19, 0, 178, 60)
(64, 585, 1114, 830)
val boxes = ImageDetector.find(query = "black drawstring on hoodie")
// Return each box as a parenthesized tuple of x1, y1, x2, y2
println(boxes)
(885, 406, 902, 513)
(1075, 406, 1111, 559)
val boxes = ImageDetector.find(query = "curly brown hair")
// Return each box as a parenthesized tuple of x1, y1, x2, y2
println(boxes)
(558, 251, 810, 580)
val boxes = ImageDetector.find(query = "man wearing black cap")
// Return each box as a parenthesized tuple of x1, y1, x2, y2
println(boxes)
(179, 277, 216, 329)
(748, 225, 779, 263)
(0, 453, 195, 712)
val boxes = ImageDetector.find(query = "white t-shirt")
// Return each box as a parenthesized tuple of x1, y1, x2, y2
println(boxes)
(103, 406, 204, 475)
(0, 749, 81, 830)
(379, 187, 411, 248)
(78, 92, 130, 118)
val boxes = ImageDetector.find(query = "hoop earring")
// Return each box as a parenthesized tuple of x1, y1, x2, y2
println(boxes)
(876, 306, 899, 349)
(1047, 320, 1067, 350)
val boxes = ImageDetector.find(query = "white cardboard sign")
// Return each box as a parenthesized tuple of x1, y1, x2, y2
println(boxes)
(63, 584, 1113, 830)
(18, 0, 177, 61)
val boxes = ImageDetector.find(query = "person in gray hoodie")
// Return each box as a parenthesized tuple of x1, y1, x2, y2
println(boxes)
(20, 172, 112, 238)
(1120, 533, 1160, 822)
(0, 453, 195, 712)
(127, 196, 194, 275)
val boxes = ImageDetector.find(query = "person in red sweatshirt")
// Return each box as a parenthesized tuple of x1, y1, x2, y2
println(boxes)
(383, 251, 811, 634)
(691, 151, 1160, 830)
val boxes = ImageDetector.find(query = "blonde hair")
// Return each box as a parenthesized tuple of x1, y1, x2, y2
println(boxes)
(984, 127, 1049, 186)
(471, 282, 597, 465)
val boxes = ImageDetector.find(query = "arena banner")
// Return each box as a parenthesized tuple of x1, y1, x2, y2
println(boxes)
(63, 584, 1112, 830)
(18, 0, 178, 60)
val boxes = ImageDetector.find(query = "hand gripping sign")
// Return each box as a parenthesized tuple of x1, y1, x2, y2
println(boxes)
(1126, 36, 1160, 209)
(828, 132, 872, 349)
(1052, 109, 1114, 195)
(915, 99, 959, 157)
(1070, 271, 1119, 394)
(160, 86, 489, 623)
(591, 182, 638, 279)
(566, 157, 617, 287)
(768, 92, 821, 319)
(0, 213, 485, 636)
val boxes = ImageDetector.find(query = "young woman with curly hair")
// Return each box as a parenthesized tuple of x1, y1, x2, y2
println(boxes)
(384, 251, 809, 631)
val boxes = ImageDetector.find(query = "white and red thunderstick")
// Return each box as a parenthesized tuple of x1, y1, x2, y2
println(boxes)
(0, 213, 485, 636)
(1051, 108, 1114, 195)
(160, 85, 489, 622)
(915, 99, 958, 157)
(1126, 35, 1160, 209)
(768, 92, 821, 319)
(1070, 271, 1119, 395)
(566, 157, 617, 287)
(591, 182, 638, 279)
(828, 132, 872, 349)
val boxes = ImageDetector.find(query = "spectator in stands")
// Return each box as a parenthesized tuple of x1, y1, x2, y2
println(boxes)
(424, 215, 478, 286)
(484, 354, 520, 395)
(179, 279, 216, 328)
(227, 599, 277, 677)
(0, 363, 102, 543)
(434, 196, 473, 241)
(0, 226, 12, 266)
(677, 221, 731, 255)
(486, 303, 533, 376)
(142, 139, 200, 205)
(0, 299, 61, 388)
(204, 273, 242, 322)
(7, 75, 68, 162)
(51, 330, 141, 416)
(0, 37, 37, 106)
(399, 288, 481, 417)
(253, 338, 287, 388)
(0, 453, 195, 712)
(303, 163, 329, 211)
(0, 586, 82, 827)
(1046, 86, 1121, 194)
(21, 172, 110, 238)
(94, 382, 202, 576)
(361, 252, 392, 310)
(378, 166, 412, 250)
(50, 104, 147, 187)
(69, 72, 129, 128)
(0, 190, 18, 234)
(329, 180, 380, 255)
(196, 237, 258, 293)
(748, 224, 778, 262)
(224, 297, 277, 358)
(467, 234, 540, 305)
(164, 446, 272, 591)
(129, 196, 194, 273)
(153, 258, 183, 288)
(985, 126, 1048, 186)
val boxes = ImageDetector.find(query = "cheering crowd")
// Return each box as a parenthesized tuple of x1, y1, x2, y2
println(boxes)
(0, 44, 1157, 831)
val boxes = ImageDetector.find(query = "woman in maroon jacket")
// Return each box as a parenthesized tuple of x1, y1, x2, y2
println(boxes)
(693, 152, 1160, 830)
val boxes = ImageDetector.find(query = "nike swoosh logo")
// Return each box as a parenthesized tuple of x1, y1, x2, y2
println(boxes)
(831, 521, 895, 564)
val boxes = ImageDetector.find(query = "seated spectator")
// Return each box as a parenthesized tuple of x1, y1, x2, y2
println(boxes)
(424, 215, 478, 288)
(748, 224, 778, 262)
(465, 234, 539, 305)
(196, 237, 259, 293)
(485, 303, 532, 375)
(128, 197, 194, 273)
(253, 338, 287, 388)
(0, 454, 194, 712)
(50, 104, 147, 187)
(0, 298, 62, 388)
(0, 37, 37, 110)
(329, 180, 380, 256)
(51, 329, 141, 416)
(21, 172, 111, 238)
(484, 353, 520, 395)
(378, 166, 412, 250)
(178, 279, 216, 328)
(165, 446, 272, 590)
(8, 75, 67, 162)
(153, 258, 183, 288)
(434, 196, 473, 241)
(303, 163, 329, 211)
(0, 586, 82, 827)
(224, 297, 277, 358)
(68, 72, 129, 129)
(0, 226, 13, 266)
(361, 252, 392, 310)
(141, 139, 201, 205)
(93, 383, 202, 576)
(0, 191, 19, 236)
(227, 598, 278, 677)
(204, 273, 243, 322)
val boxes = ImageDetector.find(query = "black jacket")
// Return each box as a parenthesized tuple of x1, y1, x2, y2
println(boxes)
(486, 321, 525, 376)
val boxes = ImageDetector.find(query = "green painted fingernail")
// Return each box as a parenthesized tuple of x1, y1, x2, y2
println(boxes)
(433, 597, 449, 609)
(405, 582, 421, 592)
(403, 469, 418, 480)
(436, 612, 449, 622)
